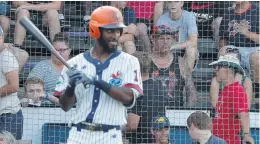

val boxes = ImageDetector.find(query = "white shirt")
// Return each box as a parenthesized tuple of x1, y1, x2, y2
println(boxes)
(55, 50, 143, 126)
(0, 49, 20, 115)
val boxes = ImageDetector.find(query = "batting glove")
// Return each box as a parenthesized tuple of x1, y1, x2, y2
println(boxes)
(66, 68, 94, 88)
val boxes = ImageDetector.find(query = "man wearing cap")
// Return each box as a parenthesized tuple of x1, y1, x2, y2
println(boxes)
(187, 111, 227, 144)
(150, 115, 171, 144)
(209, 55, 254, 144)
(125, 50, 174, 143)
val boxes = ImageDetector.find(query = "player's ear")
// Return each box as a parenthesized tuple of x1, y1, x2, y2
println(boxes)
(150, 129, 155, 135)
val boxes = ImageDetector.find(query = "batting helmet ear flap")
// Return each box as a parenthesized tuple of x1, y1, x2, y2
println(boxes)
(89, 20, 101, 39)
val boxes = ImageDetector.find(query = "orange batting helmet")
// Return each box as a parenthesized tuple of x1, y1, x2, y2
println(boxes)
(89, 6, 126, 39)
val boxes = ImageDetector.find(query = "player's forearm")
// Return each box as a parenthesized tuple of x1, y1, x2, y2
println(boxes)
(243, 31, 260, 44)
(94, 80, 134, 105)
(59, 86, 76, 112)
(0, 84, 19, 98)
(239, 112, 250, 133)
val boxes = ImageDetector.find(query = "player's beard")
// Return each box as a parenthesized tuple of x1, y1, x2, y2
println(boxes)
(98, 36, 117, 54)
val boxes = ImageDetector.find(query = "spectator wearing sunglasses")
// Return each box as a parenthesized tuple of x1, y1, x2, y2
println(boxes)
(218, 1, 259, 110)
(27, 32, 71, 100)
(211, 45, 253, 110)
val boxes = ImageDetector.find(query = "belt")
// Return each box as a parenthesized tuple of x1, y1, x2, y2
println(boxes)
(72, 123, 121, 132)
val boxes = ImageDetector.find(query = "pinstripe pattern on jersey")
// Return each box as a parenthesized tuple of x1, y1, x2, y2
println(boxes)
(54, 50, 143, 126)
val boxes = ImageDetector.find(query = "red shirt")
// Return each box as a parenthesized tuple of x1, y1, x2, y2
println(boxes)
(127, 1, 156, 20)
(213, 82, 248, 144)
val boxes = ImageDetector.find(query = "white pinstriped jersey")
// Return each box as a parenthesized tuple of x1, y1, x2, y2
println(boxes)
(54, 50, 143, 126)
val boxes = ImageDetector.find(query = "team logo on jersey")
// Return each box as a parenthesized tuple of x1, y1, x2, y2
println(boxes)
(109, 71, 122, 86)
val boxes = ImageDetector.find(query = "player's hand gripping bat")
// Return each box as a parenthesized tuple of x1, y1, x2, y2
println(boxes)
(19, 16, 93, 88)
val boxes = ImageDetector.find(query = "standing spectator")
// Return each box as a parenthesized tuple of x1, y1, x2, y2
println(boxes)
(218, 1, 260, 110)
(27, 32, 71, 96)
(209, 55, 254, 144)
(0, 27, 23, 139)
(156, 1, 198, 77)
(13, 1, 61, 48)
(111, 1, 137, 54)
(150, 115, 171, 144)
(128, 1, 164, 52)
(151, 25, 197, 107)
(0, 1, 10, 38)
(126, 51, 173, 143)
(210, 45, 253, 110)
(20, 77, 59, 107)
(187, 111, 227, 144)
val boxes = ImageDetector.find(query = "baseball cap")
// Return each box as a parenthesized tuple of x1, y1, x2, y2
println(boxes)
(209, 55, 245, 76)
(151, 115, 170, 130)
(152, 25, 178, 37)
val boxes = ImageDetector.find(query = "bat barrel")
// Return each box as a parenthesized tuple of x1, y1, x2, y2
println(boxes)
(19, 16, 71, 69)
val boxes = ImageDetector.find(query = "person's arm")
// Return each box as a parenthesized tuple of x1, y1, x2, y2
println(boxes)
(210, 77, 220, 108)
(59, 86, 76, 111)
(0, 51, 19, 97)
(95, 57, 143, 107)
(170, 34, 198, 50)
(13, 1, 34, 7)
(240, 31, 260, 44)
(170, 12, 198, 50)
(14, 1, 61, 11)
(153, 1, 164, 25)
(46, 94, 60, 104)
(0, 70, 19, 97)
(244, 77, 253, 109)
(238, 112, 250, 134)
(126, 113, 141, 131)
(218, 16, 229, 49)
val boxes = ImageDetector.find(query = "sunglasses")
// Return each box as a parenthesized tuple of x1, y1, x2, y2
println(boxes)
(226, 47, 239, 54)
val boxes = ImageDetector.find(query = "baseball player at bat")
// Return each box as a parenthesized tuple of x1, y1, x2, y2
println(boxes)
(54, 6, 143, 144)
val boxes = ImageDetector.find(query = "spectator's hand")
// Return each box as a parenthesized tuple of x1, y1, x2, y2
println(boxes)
(237, 20, 250, 36)
(243, 135, 254, 144)
(31, 93, 44, 103)
(20, 98, 29, 107)
(66, 66, 94, 88)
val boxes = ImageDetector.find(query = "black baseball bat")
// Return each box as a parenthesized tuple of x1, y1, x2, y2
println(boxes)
(19, 16, 71, 69)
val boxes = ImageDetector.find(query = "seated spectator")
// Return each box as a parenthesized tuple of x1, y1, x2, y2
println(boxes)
(128, 1, 163, 52)
(0, 1, 11, 38)
(187, 111, 227, 144)
(20, 77, 59, 107)
(126, 51, 174, 143)
(156, 1, 198, 75)
(209, 55, 254, 144)
(151, 25, 197, 107)
(110, 1, 137, 54)
(0, 25, 28, 71)
(0, 30, 23, 139)
(0, 130, 16, 144)
(218, 1, 259, 110)
(27, 32, 71, 96)
(211, 45, 253, 110)
(150, 115, 171, 144)
(183, 2, 233, 39)
(12, 1, 61, 48)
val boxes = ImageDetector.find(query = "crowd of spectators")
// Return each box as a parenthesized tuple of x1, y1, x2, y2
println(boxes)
(0, 1, 259, 143)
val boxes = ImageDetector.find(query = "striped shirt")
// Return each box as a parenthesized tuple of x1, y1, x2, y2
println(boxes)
(27, 60, 61, 94)
(54, 50, 143, 126)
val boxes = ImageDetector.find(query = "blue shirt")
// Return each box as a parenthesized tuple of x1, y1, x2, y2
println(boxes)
(205, 135, 227, 144)
(123, 7, 136, 25)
